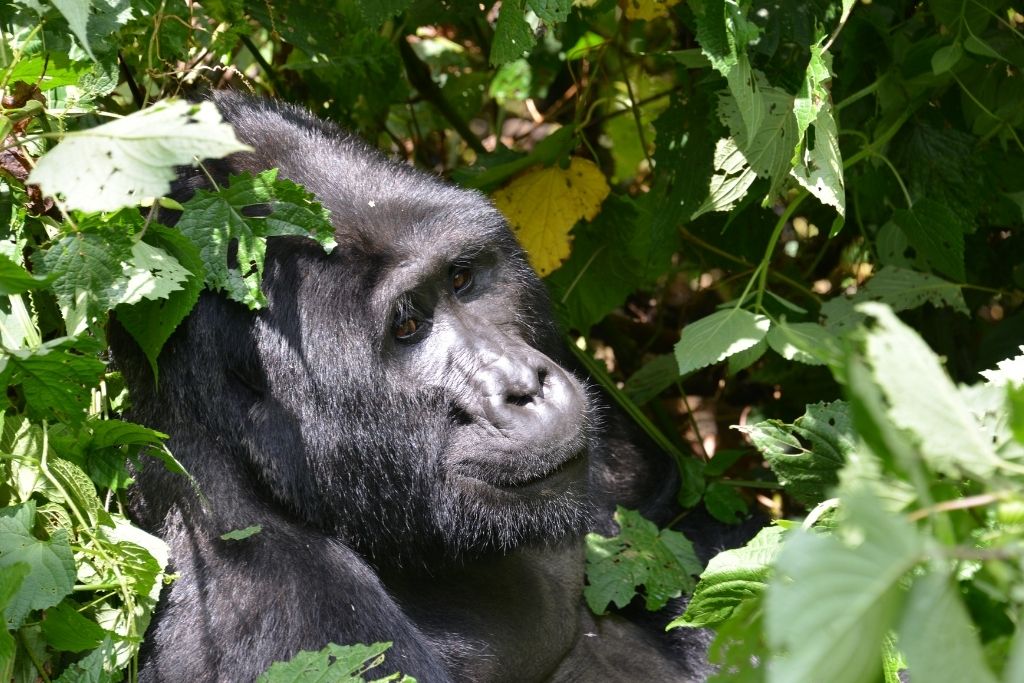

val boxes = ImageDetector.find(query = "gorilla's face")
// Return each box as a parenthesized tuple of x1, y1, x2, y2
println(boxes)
(239, 185, 593, 562)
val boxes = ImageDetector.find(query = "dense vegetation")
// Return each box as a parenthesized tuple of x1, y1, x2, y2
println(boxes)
(0, 0, 1022, 680)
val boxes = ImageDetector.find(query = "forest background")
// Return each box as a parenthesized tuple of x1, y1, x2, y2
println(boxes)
(1, 0, 1023, 681)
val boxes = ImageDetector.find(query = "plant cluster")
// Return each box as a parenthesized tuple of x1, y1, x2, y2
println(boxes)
(0, 0, 1022, 681)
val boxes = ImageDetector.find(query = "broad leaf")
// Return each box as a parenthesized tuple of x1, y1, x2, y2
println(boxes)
(1, 337, 105, 424)
(585, 507, 701, 614)
(29, 100, 251, 212)
(891, 199, 968, 281)
(491, 0, 534, 66)
(0, 511, 76, 628)
(674, 308, 771, 376)
(765, 490, 922, 683)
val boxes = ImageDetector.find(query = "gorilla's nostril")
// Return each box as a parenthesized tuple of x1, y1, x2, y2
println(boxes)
(507, 393, 534, 407)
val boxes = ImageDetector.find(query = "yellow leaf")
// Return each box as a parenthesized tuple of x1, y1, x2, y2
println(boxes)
(492, 158, 610, 276)
(621, 0, 682, 21)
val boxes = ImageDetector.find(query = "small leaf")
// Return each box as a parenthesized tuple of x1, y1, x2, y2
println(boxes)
(28, 100, 251, 212)
(674, 308, 771, 376)
(931, 42, 963, 74)
(0, 254, 55, 295)
(41, 601, 107, 653)
(1, 337, 105, 424)
(738, 401, 852, 507)
(891, 199, 968, 281)
(526, 0, 570, 25)
(221, 525, 263, 541)
(113, 241, 190, 306)
(491, 158, 610, 276)
(671, 526, 785, 629)
(490, 0, 535, 66)
(585, 507, 701, 614)
(624, 353, 681, 406)
(0, 513, 76, 628)
(704, 482, 749, 524)
(257, 642, 397, 682)
(766, 321, 835, 366)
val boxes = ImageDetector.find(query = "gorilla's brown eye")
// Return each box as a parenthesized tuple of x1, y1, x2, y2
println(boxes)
(452, 268, 472, 294)
(395, 317, 419, 339)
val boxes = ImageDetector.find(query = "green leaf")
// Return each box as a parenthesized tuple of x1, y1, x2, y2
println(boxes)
(256, 642, 399, 682)
(491, 0, 535, 66)
(706, 596, 767, 682)
(931, 42, 963, 74)
(765, 490, 922, 683)
(671, 526, 786, 629)
(0, 563, 29, 664)
(354, 0, 412, 26)
(176, 170, 335, 309)
(220, 525, 262, 541)
(28, 100, 251, 212)
(52, 636, 117, 683)
(738, 401, 851, 507)
(727, 337, 767, 375)
(791, 45, 845, 216)
(765, 321, 835, 366)
(898, 572, 998, 683)
(526, 0, 570, 25)
(40, 601, 107, 653)
(704, 482, 749, 524)
(49, 0, 96, 60)
(115, 225, 205, 380)
(0, 254, 55, 295)
(114, 241, 190, 306)
(891, 199, 968, 281)
(820, 266, 968, 332)
(584, 507, 701, 614)
(859, 303, 1004, 478)
(623, 353, 681, 406)
(0, 513, 76, 628)
(2, 337, 105, 424)
(674, 308, 771, 376)
(37, 229, 134, 331)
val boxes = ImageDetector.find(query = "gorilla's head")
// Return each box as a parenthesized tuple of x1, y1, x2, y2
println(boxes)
(129, 94, 594, 564)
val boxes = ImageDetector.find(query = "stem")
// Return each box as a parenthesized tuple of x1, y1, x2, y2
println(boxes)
(715, 478, 782, 490)
(754, 194, 807, 311)
(907, 492, 1002, 522)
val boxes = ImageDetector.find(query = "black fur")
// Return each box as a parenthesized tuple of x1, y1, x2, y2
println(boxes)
(114, 93, 717, 682)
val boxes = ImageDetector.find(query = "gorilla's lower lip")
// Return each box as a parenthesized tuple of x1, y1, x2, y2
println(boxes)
(460, 449, 588, 492)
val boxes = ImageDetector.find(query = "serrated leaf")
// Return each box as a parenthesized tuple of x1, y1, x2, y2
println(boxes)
(491, 158, 609, 276)
(765, 321, 835, 366)
(898, 572, 998, 683)
(738, 401, 852, 507)
(891, 199, 968, 281)
(671, 526, 786, 629)
(979, 346, 1024, 386)
(491, 0, 535, 66)
(0, 514, 76, 628)
(859, 303, 1004, 478)
(115, 225, 205, 380)
(791, 45, 845, 215)
(113, 240, 189, 306)
(53, 636, 117, 683)
(256, 642, 396, 682)
(674, 308, 771, 376)
(2, 337, 105, 424)
(692, 137, 758, 218)
(220, 525, 262, 541)
(584, 507, 701, 614)
(0, 253, 55, 295)
(37, 229, 134, 331)
(176, 170, 335, 309)
(28, 100, 251, 212)
(526, 0, 570, 24)
(820, 266, 967, 332)
(765, 490, 922, 683)
(50, 0, 95, 60)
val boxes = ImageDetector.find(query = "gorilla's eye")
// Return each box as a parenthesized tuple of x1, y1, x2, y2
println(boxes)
(452, 268, 472, 294)
(394, 317, 420, 340)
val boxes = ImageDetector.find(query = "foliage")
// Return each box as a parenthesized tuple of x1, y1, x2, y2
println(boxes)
(1, 0, 1022, 680)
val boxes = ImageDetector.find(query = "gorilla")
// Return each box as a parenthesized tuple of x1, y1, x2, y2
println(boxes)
(115, 93, 717, 682)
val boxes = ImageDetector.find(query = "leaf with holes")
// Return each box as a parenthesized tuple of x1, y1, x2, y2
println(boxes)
(28, 100, 250, 212)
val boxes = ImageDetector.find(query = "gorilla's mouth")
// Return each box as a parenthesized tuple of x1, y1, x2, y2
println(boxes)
(457, 448, 588, 493)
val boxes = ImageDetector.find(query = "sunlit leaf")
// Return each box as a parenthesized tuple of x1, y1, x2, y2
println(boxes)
(491, 158, 610, 276)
